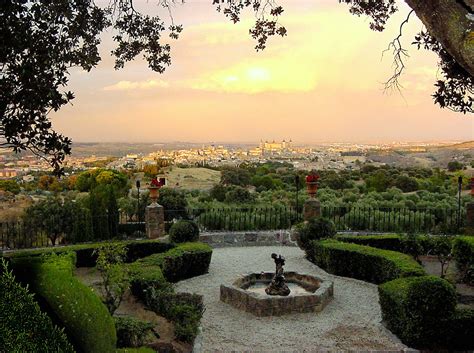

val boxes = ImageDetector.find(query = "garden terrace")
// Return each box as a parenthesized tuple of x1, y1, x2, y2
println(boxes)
(309, 239, 426, 284)
(2, 240, 213, 352)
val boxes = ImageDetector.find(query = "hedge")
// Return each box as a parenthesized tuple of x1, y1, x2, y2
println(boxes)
(116, 348, 156, 353)
(136, 242, 213, 282)
(128, 262, 171, 301)
(0, 259, 74, 353)
(378, 276, 458, 349)
(10, 253, 117, 353)
(446, 307, 474, 350)
(4, 239, 173, 267)
(310, 239, 425, 284)
(453, 236, 474, 282)
(336, 234, 403, 252)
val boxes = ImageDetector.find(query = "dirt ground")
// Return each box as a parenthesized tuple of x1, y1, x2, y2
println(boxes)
(74, 267, 192, 353)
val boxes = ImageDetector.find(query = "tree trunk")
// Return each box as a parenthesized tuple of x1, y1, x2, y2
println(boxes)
(405, 0, 474, 77)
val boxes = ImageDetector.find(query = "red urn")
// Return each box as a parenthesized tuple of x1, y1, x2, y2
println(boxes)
(148, 177, 164, 204)
(305, 172, 320, 198)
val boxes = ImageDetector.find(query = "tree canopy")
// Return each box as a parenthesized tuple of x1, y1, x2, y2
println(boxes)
(1, 0, 472, 173)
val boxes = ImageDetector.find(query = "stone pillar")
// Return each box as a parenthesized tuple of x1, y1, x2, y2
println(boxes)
(466, 202, 474, 235)
(303, 199, 321, 221)
(145, 203, 165, 239)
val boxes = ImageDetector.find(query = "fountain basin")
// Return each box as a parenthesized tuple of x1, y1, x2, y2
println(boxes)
(220, 272, 333, 316)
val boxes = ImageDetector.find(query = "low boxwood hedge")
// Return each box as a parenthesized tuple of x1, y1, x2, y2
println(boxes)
(10, 253, 117, 353)
(128, 262, 171, 301)
(4, 239, 173, 267)
(378, 275, 458, 349)
(453, 236, 474, 282)
(446, 307, 474, 350)
(0, 259, 74, 353)
(116, 348, 156, 353)
(136, 242, 212, 282)
(336, 234, 403, 252)
(310, 239, 425, 284)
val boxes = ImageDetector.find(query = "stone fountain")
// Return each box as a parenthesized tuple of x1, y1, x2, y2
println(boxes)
(220, 253, 333, 316)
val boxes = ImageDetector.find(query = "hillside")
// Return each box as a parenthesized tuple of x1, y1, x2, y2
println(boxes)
(162, 167, 220, 190)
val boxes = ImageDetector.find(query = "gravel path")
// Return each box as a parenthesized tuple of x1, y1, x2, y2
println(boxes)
(175, 246, 407, 352)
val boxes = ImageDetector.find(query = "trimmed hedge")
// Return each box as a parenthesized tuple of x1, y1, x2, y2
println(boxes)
(128, 262, 171, 301)
(169, 220, 200, 243)
(447, 307, 474, 350)
(378, 276, 458, 349)
(336, 234, 403, 252)
(115, 316, 155, 348)
(310, 239, 425, 284)
(453, 236, 474, 282)
(142, 290, 204, 343)
(116, 348, 156, 353)
(136, 242, 212, 282)
(10, 253, 117, 353)
(5, 239, 173, 267)
(0, 259, 74, 353)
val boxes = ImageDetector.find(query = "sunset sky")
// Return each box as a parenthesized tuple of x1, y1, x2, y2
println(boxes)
(52, 0, 473, 144)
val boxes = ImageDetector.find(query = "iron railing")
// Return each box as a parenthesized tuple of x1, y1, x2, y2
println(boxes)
(0, 206, 465, 250)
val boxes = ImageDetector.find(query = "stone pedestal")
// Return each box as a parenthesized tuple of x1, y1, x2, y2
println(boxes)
(466, 202, 474, 235)
(145, 203, 165, 239)
(303, 199, 321, 221)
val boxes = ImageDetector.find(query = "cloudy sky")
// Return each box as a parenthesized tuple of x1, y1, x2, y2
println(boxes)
(52, 0, 473, 144)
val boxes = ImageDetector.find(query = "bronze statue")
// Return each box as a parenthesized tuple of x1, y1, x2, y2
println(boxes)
(265, 253, 291, 296)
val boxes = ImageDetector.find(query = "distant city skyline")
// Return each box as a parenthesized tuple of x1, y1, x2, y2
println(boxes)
(52, 0, 473, 143)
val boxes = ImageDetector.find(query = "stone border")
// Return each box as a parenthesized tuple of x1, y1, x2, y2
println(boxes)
(199, 230, 297, 248)
(220, 272, 333, 316)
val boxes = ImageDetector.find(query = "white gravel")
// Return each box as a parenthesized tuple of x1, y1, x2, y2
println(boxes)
(175, 246, 408, 352)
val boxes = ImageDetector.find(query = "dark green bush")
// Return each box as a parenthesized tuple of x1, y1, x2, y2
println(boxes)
(128, 262, 172, 301)
(453, 236, 474, 283)
(400, 233, 423, 261)
(337, 234, 403, 252)
(143, 289, 204, 343)
(169, 304, 202, 343)
(296, 218, 336, 250)
(114, 316, 155, 348)
(446, 307, 474, 350)
(169, 220, 200, 243)
(311, 240, 425, 284)
(0, 259, 74, 353)
(10, 253, 117, 353)
(378, 276, 457, 349)
(5, 239, 173, 267)
(116, 348, 156, 353)
(136, 242, 212, 282)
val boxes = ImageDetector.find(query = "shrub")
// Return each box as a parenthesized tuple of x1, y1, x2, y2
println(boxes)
(453, 236, 474, 283)
(295, 218, 336, 250)
(400, 233, 423, 262)
(5, 239, 174, 267)
(136, 242, 212, 282)
(143, 289, 204, 343)
(169, 220, 200, 243)
(0, 259, 74, 353)
(337, 234, 403, 252)
(114, 316, 155, 348)
(128, 262, 171, 301)
(378, 276, 457, 348)
(310, 240, 425, 284)
(95, 243, 130, 314)
(169, 304, 202, 343)
(116, 348, 156, 353)
(446, 307, 474, 350)
(10, 253, 117, 353)
(431, 236, 454, 278)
